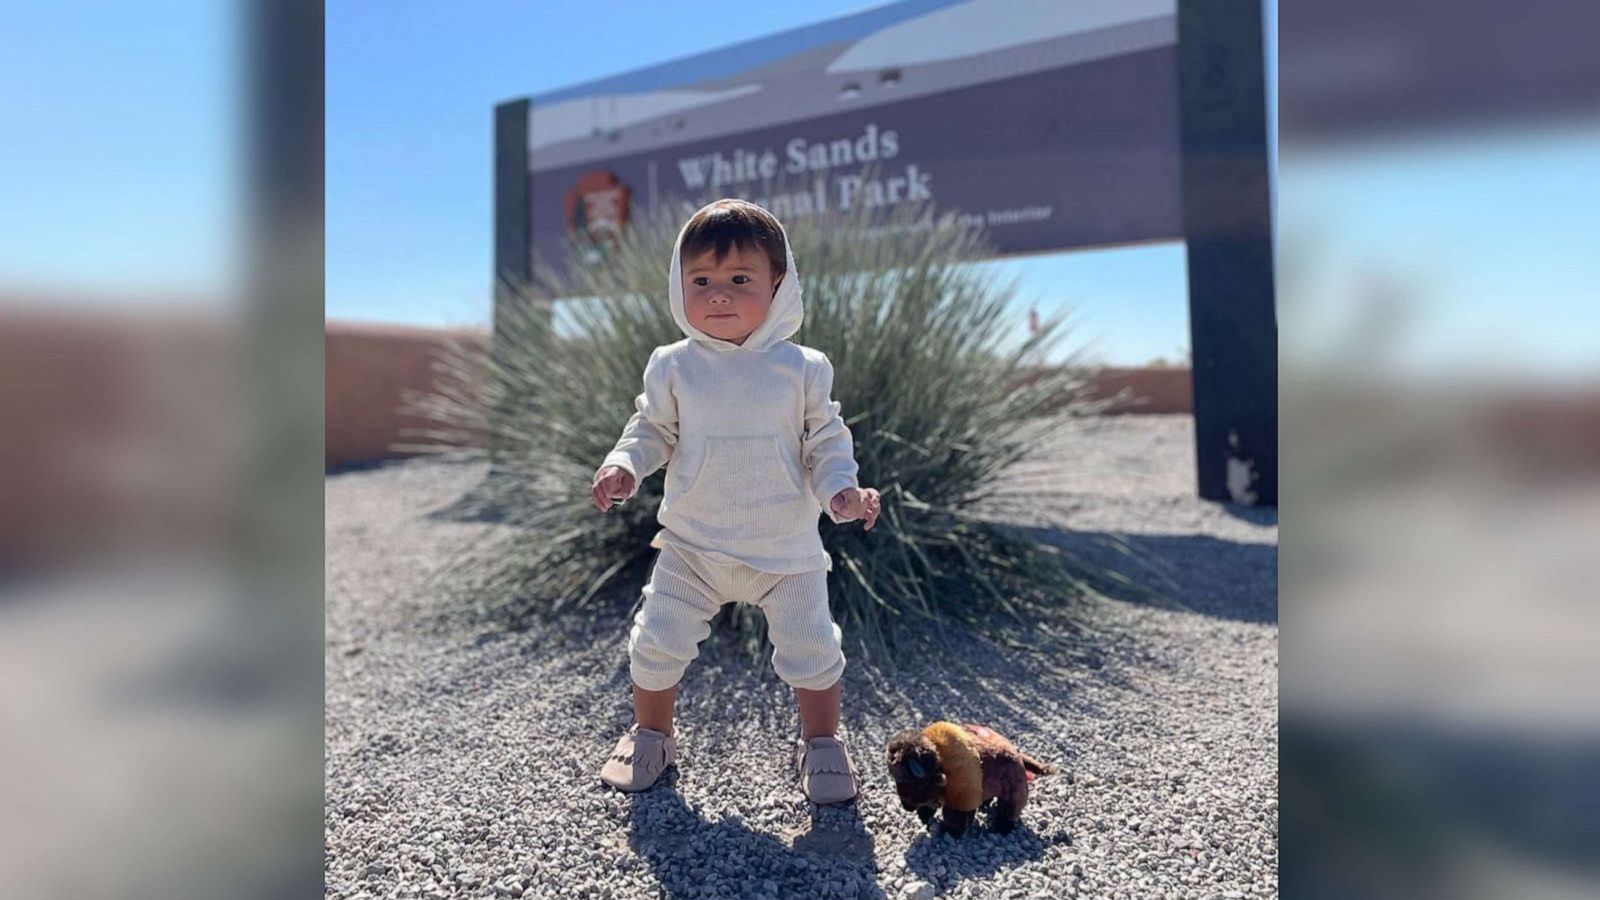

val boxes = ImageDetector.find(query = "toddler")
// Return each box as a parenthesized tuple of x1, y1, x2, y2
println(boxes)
(592, 198, 881, 804)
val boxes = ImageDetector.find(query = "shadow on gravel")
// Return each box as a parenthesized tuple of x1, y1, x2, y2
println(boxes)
(676, 602, 1116, 776)
(420, 464, 575, 527)
(1024, 526, 1278, 625)
(1218, 502, 1279, 527)
(623, 768, 886, 899)
(900, 809, 1065, 888)
(325, 458, 404, 477)
(1281, 718, 1600, 897)
(422, 572, 1134, 787)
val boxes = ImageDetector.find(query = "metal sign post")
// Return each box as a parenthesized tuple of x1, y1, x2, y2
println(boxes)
(1178, 0, 1277, 506)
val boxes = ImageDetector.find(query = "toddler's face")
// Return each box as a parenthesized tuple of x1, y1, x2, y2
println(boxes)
(682, 243, 777, 345)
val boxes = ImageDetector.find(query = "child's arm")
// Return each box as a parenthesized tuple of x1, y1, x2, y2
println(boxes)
(598, 348, 679, 500)
(801, 354, 865, 525)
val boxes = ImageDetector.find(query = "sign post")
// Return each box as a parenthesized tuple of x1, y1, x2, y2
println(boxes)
(494, 98, 532, 346)
(1177, 0, 1277, 505)
(491, 98, 532, 467)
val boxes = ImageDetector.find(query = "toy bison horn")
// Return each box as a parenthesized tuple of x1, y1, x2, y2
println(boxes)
(885, 721, 1056, 836)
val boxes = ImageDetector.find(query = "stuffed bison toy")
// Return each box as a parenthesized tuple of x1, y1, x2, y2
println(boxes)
(885, 721, 1056, 836)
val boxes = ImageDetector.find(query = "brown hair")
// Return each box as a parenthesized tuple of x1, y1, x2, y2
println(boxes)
(679, 198, 787, 281)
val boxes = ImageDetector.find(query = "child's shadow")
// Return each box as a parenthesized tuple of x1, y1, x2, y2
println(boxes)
(623, 768, 885, 899)
(900, 801, 1064, 888)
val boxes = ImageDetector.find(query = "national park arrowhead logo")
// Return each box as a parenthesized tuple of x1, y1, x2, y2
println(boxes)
(564, 170, 631, 250)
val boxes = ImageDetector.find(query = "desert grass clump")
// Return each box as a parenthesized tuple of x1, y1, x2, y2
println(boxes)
(402, 190, 1116, 669)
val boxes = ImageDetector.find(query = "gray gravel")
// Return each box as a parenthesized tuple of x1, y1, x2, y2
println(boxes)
(326, 415, 1277, 899)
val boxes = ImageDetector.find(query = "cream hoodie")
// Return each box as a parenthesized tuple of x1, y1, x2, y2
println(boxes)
(599, 217, 860, 574)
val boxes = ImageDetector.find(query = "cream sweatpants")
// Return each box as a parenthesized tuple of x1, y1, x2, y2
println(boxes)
(628, 542, 846, 692)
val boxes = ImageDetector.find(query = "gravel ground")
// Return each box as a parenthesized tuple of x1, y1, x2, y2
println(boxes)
(326, 415, 1277, 899)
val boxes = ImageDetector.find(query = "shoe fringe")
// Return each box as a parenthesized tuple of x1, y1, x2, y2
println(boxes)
(612, 739, 673, 767)
(802, 754, 855, 776)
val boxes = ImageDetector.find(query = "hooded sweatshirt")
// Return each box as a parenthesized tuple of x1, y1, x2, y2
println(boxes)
(599, 216, 860, 574)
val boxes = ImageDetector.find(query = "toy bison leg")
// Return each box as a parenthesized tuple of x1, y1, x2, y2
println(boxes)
(916, 807, 935, 825)
(991, 780, 1029, 835)
(942, 807, 976, 837)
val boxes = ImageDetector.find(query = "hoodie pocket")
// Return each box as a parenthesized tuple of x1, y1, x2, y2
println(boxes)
(673, 434, 810, 542)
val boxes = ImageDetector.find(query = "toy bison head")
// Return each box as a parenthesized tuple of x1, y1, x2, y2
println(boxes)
(885, 730, 945, 822)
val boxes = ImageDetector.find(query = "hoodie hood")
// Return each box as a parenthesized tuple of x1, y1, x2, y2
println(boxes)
(668, 215, 802, 353)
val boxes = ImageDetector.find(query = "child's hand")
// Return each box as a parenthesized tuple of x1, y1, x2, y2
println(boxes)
(830, 487, 881, 531)
(592, 465, 636, 512)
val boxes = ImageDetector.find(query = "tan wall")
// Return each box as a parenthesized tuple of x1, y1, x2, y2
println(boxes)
(1083, 366, 1194, 414)
(0, 307, 234, 570)
(324, 321, 490, 468)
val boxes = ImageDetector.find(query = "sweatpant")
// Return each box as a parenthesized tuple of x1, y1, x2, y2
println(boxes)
(628, 542, 846, 692)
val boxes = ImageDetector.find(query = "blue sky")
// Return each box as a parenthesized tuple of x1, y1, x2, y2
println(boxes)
(1284, 123, 1600, 381)
(0, 1, 238, 300)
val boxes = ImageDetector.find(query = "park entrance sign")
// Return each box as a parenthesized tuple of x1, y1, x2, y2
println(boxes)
(522, 0, 1183, 272)
(495, 0, 1277, 506)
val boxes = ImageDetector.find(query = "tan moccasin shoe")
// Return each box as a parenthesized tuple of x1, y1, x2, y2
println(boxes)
(796, 734, 859, 805)
(600, 724, 677, 792)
